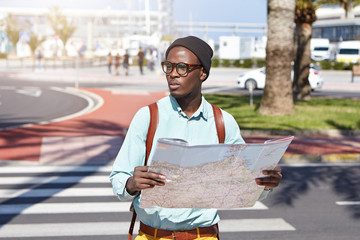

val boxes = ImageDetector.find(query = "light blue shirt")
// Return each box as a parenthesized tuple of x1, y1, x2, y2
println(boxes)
(110, 95, 266, 230)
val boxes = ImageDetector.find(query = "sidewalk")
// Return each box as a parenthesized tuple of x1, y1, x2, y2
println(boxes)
(0, 85, 359, 166)
(2, 61, 360, 91)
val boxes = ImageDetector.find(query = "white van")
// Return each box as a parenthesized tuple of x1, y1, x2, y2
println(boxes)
(311, 38, 331, 61)
(336, 41, 360, 63)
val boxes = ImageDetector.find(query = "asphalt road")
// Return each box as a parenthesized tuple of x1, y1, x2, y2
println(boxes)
(0, 85, 89, 130)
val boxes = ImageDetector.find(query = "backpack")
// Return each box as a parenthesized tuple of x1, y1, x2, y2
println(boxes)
(128, 102, 225, 240)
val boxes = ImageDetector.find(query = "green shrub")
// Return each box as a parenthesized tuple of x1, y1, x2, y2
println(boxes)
(333, 62, 345, 70)
(222, 59, 232, 67)
(242, 59, 254, 68)
(233, 59, 241, 68)
(347, 63, 360, 70)
(256, 59, 266, 67)
(319, 60, 332, 70)
(212, 58, 220, 67)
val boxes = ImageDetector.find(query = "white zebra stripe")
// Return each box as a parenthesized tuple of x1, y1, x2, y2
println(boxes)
(0, 187, 113, 198)
(0, 175, 110, 184)
(0, 201, 267, 215)
(0, 202, 131, 214)
(0, 219, 295, 238)
(0, 165, 113, 173)
(336, 201, 360, 206)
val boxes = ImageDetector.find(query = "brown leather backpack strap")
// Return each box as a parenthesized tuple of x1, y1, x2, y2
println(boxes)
(145, 102, 159, 164)
(211, 104, 225, 144)
(128, 210, 137, 240)
(129, 102, 159, 240)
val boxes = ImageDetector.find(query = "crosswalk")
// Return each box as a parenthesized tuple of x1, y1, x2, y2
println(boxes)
(0, 165, 296, 239)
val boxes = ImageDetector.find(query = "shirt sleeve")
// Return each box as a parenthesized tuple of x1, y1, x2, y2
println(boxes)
(109, 106, 150, 201)
(221, 110, 245, 144)
(258, 189, 272, 201)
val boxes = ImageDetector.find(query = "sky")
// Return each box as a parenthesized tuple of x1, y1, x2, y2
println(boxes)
(0, 0, 267, 23)
(173, 0, 266, 23)
(0, 0, 268, 41)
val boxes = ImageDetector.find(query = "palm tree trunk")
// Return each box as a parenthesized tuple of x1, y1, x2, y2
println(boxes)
(293, 22, 312, 100)
(259, 0, 295, 116)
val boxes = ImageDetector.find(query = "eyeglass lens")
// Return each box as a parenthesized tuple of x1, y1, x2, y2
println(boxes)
(162, 62, 188, 75)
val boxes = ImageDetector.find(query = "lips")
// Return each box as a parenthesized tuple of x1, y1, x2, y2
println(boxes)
(168, 81, 180, 90)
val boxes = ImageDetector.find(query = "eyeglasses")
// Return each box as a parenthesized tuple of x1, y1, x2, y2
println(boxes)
(161, 61, 202, 76)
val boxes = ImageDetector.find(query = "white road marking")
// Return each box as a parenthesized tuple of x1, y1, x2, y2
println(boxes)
(15, 87, 42, 97)
(336, 201, 360, 206)
(0, 175, 110, 184)
(106, 88, 150, 95)
(0, 219, 295, 238)
(219, 218, 296, 232)
(0, 165, 113, 173)
(0, 202, 131, 214)
(220, 201, 268, 210)
(0, 187, 114, 198)
(50, 87, 104, 120)
(0, 201, 268, 215)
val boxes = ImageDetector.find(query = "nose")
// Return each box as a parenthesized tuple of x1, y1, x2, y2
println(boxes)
(169, 66, 179, 78)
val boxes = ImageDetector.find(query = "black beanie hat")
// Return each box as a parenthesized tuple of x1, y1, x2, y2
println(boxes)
(165, 36, 213, 80)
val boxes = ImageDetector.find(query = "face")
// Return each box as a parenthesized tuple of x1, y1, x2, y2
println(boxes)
(165, 46, 207, 99)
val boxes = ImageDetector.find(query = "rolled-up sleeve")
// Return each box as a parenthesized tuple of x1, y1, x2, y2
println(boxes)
(110, 107, 149, 201)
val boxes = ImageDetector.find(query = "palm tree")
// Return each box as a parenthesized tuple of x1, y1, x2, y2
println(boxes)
(293, 0, 317, 100)
(319, 0, 360, 17)
(28, 35, 45, 56)
(259, 0, 295, 116)
(293, 0, 360, 100)
(47, 6, 77, 56)
(5, 14, 20, 56)
(28, 34, 45, 68)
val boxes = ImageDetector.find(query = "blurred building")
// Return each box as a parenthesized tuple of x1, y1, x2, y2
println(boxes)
(313, 6, 360, 42)
(0, 0, 174, 57)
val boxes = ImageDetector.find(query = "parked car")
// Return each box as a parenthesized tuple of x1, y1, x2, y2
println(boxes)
(237, 64, 324, 90)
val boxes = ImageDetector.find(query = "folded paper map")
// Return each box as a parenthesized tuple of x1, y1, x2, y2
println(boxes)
(140, 136, 294, 209)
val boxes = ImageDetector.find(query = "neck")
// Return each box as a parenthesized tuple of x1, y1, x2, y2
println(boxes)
(176, 94, 202, 118)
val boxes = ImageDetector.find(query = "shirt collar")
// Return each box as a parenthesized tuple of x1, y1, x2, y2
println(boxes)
(169, 95, 209, 120)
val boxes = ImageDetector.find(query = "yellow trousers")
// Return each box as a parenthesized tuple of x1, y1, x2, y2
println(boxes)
(135, 231, 218, 240)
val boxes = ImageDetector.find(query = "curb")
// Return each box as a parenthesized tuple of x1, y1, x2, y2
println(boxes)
(241, 129, 360, 137)
(281, 153, 360, 164)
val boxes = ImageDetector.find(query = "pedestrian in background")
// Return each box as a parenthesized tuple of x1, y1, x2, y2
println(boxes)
(149, 49, 155, 71)
(123, 50, 130, 76)
(37, 50, 43, 71)
(151, 48, 158, 70)
(107, 52, 112, 74)
(115, 53, 121, 76)
(138, 47, 145, 75)
(146, 49, 152, 71)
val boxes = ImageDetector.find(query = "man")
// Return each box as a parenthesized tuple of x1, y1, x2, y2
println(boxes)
(110, 36, 282, 240)
(123, 50, 130, 76)
(107, 52, 112, 74)
(138, 47, 145, 75)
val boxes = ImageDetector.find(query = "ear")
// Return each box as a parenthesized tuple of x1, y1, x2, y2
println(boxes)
(200, 68, 207, 81)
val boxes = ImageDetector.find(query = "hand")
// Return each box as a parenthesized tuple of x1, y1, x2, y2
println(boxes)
(126, 166, 166, 195)
(255, 166, 282, 189)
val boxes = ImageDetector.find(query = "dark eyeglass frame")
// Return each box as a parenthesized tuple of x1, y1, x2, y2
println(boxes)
(161, 61, 202, 76)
